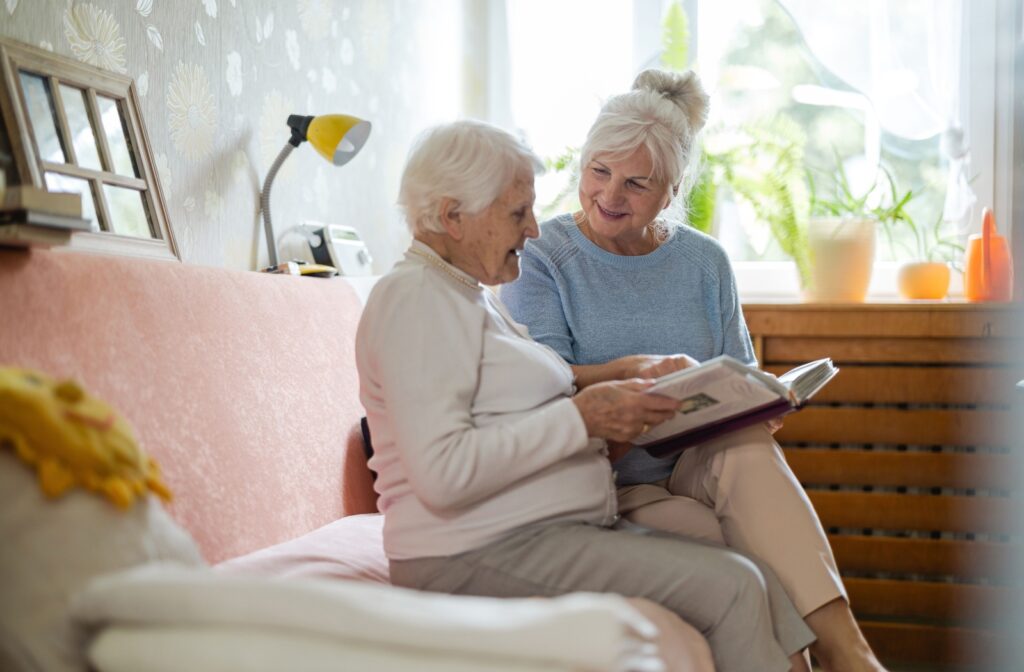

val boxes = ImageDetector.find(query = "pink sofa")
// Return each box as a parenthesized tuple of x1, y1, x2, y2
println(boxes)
(0, 246, 712, 672)
(0, 247, 377, 563)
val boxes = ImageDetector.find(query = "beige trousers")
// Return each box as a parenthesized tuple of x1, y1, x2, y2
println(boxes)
(618, 425, 846, 616)
(390, 520, 814, 672)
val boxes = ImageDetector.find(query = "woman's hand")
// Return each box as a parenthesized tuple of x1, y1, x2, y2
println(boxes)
(626, 353, 699, 380)
(572, 379, 679, 443)
(764, 417, 784, 434)
(572, 354, 699, 390)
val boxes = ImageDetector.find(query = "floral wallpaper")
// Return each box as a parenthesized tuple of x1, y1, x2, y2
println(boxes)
(1, 0, 463, 272)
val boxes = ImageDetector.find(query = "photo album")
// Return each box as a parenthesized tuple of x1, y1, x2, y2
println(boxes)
(636, 355, 838, 458)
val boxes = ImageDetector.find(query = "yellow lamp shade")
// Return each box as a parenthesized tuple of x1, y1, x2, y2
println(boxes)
(306, 114, 372, 166)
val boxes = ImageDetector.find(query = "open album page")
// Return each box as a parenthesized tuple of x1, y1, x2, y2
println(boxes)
(636, 363, 784, 445)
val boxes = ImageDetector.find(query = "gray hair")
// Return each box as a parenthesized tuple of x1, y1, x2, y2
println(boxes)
(580, 69, 709, 229)
(398, 120, 544, 235)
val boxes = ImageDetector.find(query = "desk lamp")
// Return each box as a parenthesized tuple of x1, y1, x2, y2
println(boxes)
(261, 113, 371, 273)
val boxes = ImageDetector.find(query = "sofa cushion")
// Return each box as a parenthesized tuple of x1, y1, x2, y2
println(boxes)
(71, 564, 662, 672)
(0, 451, 203, 672)
(85, 626, 579, 672)
(0, 248, 378, 563)
(215, 513, 388, 583)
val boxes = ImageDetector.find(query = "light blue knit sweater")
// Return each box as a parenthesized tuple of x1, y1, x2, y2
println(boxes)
(502, 213, 756, 485)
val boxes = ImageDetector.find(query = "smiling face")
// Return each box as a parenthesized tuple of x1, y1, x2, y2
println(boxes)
(578, 145, 674, 254)
(446, 173, 539, 286)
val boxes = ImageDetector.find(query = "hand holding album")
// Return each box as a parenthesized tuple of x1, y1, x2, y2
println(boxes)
(630, 353, 700, 380)
(636, 355, 838, 458)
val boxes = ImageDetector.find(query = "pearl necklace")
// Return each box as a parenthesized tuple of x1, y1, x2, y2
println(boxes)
(408, 247, 481, 291)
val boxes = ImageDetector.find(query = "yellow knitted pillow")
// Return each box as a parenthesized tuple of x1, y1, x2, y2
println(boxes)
(0, 367, 171, 509)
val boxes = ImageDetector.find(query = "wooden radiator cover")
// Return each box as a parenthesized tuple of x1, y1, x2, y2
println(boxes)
(743, 302, 1022, 670)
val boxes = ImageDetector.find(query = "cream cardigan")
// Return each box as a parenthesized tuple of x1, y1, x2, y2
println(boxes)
(356, 241, 617, 560)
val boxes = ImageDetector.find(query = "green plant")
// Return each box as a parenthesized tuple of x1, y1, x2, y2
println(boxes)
(877, 173, 963, 266)
(539, 146, 581, 220)
(697, 117, 812, 286)
(905, 211, 964, 265)
(660, 1, 691, 71)
(808, 152, 911, 223)
(808, 154, 962, 265)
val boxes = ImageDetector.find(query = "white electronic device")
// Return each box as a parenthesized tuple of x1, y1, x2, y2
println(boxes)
(307, 223, 374, 276)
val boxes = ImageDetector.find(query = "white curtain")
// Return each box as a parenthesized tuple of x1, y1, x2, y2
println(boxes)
(778, 0, 976, 228)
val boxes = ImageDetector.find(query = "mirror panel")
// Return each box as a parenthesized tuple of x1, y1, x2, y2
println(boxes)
(58, 84, 102, 171)
(102, 184, 152, 238)
(19, 72, 65, 163)
(96, 96, 138, 177)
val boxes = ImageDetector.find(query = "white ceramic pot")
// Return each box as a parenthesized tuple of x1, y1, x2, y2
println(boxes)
(804, 217, 876, 302)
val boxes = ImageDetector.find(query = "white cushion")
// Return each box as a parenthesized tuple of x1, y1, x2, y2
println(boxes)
(0, 452, 204, 672)
(70, 564, 663, 672)
(215, 513, 388, 583)
(88, 626, 580, 672)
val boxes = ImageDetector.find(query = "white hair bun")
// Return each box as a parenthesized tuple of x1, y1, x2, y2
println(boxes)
(632, 69, 709, 134)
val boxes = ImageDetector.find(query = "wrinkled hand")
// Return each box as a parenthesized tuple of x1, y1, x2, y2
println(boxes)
(572, 379, 679, 443)
(619, 354, 699, 380)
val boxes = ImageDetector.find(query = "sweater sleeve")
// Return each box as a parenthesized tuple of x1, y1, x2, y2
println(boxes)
(717, 252, 757, 366)
(501, 243, 576, 363)
(368, 278, 590, 514)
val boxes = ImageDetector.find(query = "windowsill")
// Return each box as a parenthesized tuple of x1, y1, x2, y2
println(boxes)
(734, 261, 965, 303)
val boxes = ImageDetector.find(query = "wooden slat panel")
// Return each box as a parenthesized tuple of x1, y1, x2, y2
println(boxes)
(808, 491, 1015, 534)
(751, 334, 764, 366)
(783, 448, 1015, 489)
(762, 336, 1015, 364)
(765, 364, 1021, 405)
(743, 305, 1017, 339)
(744, 305, 1020, 672)
(777, 407, 1011, 447)
(860, 621, 1006, 668)
(846, 578, 1005, 623)
(829, 535, 1016, 579)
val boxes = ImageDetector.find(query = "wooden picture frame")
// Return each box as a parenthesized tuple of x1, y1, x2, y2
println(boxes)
(0, 38, 178, 260)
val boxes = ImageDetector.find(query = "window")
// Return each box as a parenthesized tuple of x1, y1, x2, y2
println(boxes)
(692, 0, 974, 297)
(0, 38, 177, 260)
(499, 0, 1016, 299)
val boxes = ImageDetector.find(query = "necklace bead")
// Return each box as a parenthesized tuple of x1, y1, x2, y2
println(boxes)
(408, 247, 481, 291)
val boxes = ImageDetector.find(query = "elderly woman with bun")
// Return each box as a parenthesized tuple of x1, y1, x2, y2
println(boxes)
(356, 118, 822, 672)
(502, 70, 887, 672)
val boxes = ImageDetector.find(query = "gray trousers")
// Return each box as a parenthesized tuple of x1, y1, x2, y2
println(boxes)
(390, 520, 815, 672)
